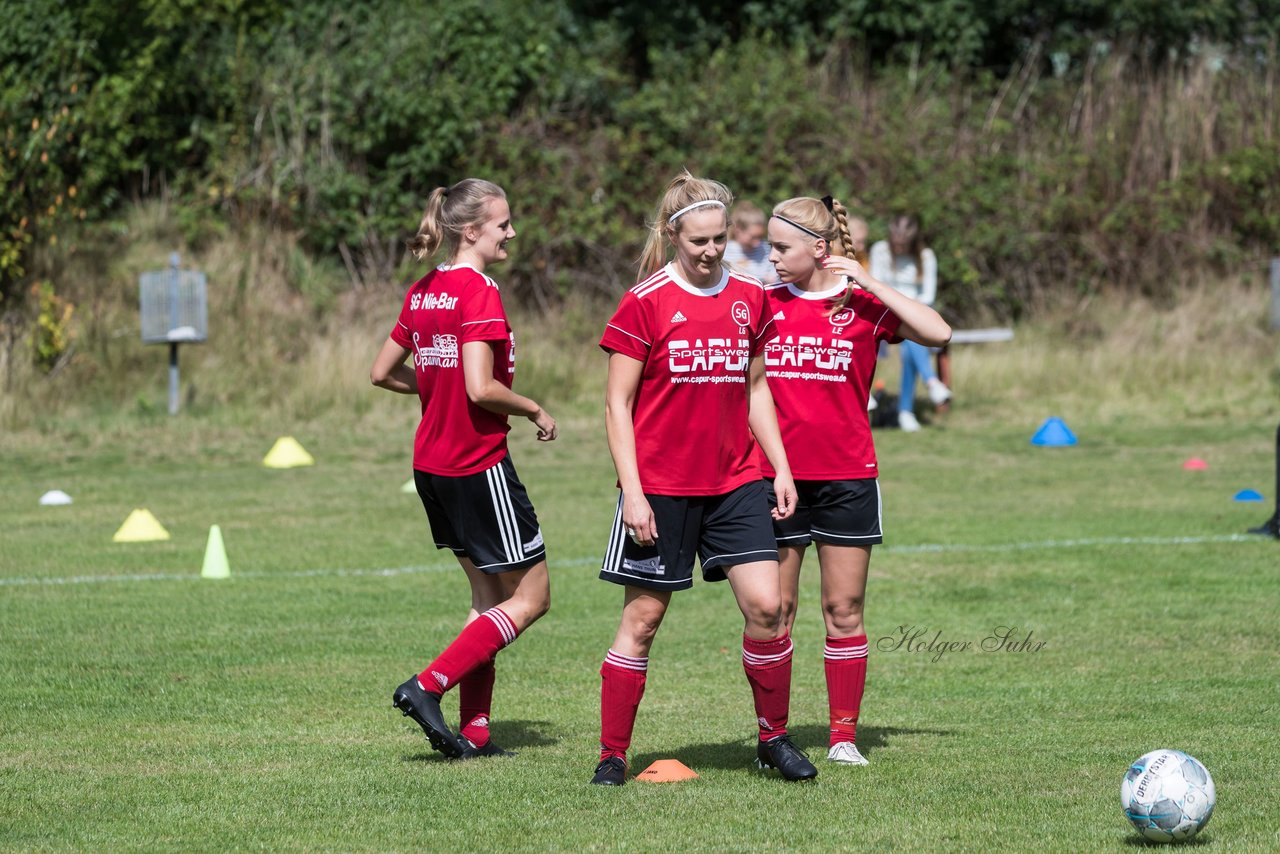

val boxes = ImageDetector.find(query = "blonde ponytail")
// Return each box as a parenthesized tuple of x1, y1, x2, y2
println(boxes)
(407, 178, 506, 262)
(638, 170, 734, 281)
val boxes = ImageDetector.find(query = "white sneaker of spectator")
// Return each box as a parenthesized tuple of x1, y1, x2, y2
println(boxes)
(926, 377, 952, 406)
(898, 411, 922, 432)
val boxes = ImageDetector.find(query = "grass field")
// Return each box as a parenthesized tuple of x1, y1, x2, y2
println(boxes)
(3, 411, 1278, 851)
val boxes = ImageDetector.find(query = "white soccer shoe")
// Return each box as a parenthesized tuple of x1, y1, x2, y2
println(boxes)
(926, 377, 952, 406)
(827, 742, 869, 765)
(898, 411, 922, 432)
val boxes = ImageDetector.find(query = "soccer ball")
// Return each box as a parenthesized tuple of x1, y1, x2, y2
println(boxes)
(1121, 749, 1216, 843)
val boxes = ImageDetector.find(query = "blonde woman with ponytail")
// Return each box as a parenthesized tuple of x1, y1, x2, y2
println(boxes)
(371, 178, 556, 762)
(591, 171, 814, 786)
(762, 195, 951, 766)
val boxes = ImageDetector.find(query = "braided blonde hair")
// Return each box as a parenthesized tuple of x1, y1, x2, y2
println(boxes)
(771, 196, 858, 313)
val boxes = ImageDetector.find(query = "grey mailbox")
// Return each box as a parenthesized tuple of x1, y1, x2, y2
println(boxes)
(139, 252, 208, 414)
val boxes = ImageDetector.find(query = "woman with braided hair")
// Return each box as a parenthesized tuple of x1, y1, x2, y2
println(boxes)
(762, 195, 951, 765)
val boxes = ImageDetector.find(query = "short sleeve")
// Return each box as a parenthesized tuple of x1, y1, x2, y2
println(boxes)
(459, 274, 509, 343)
(599, 292, 652, 361)
(389, 289, 415, 348)
(749, 288, 776, 357)
(852, 290, 902, 344)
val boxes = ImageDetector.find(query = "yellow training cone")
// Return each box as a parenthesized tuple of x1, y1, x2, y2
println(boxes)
(263, 436, 314, 469)
(401, 478, 416, 494)
(201, 524, 230, 579)
(113, 508, 171, 543)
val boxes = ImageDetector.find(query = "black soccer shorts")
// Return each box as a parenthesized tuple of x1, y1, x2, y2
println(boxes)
(599, 480, 779, 591)
(414, 455, 545, 573)
(766, 477, 883, 547)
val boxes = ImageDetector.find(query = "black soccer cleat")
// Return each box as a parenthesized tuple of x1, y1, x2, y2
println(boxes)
(590, 756, 627, 786)
(392, 676, 467, 759)
(755, 734, 818, 781)
(460, 737, 517, 760)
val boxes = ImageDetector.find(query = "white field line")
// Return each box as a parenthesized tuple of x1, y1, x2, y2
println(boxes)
(0, 534, 1263, 588)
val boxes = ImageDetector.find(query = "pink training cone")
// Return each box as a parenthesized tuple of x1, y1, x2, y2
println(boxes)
(1182, 458, 1209, 470)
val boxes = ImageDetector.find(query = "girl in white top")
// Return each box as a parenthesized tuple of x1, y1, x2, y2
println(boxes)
(868, 214, 951, 431)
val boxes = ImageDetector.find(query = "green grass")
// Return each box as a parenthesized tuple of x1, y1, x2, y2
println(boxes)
(3, 415, 1278, 851)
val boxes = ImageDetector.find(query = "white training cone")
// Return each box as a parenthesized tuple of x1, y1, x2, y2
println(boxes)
(263, 436, 315, 469)
(401, 478, 416, 494)
(201, 524, 230, 579)
(39, 489, 73, 506)
(113, 508, 171, 543)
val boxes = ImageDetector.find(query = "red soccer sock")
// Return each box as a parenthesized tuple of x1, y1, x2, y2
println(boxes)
(459, 659, 496, 746)
(419, 607, 517, 695)
(824, 634, 868, 746)
(742, 632, 793, 741)
(599, 650, 648, 762)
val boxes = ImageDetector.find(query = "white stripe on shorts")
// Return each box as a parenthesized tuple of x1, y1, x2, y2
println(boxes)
(483, 608, 518, 645)
(601, 495, 627, 574)
(485, 464, 521, 563)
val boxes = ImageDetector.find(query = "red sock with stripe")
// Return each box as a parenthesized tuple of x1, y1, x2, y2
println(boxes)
(418, 607, 517, 695)
(599, 650, 647, 762)
(742, 632, 793, 741)
(459, 660, 496, 747)
(824, 634, 868, 746)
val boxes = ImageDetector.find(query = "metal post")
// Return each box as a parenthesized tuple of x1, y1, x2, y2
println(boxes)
(1271, 258, 1280, 332)
(168, 342, 180, 415)
(1248, 419, 1280, 538)
(168, 252, 181, 416)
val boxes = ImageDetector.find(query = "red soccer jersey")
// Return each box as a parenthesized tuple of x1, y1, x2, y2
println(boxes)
(599, 263, 775, 496)
(390, 265, 515, 476)
(759, 279, 902, 480)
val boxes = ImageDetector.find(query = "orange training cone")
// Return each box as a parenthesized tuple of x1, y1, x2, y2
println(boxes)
(635, 759, 699, 783)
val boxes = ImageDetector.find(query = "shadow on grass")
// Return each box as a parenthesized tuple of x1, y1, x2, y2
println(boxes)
(1122, 833, 1212, 847)
(401, 718, 559, 763)
(630, 723, 954, 773)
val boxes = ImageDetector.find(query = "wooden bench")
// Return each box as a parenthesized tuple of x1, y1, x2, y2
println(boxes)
(935, 328, 1014, 413)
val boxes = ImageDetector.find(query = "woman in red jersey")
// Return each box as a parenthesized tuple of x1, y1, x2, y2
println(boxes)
(371, 178, 557, 761)
(762, 195, 951, 766)
(590, 171, 813, 786)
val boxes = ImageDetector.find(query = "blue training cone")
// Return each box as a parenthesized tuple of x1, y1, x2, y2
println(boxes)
(1031, 417, 1077, 447)
(1234, 489, 1264, 502)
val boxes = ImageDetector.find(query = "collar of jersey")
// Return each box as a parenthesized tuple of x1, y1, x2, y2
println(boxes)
(665, 262, 730, 297)
(436, 263, 484, 277)
(784, 276, 848, 301)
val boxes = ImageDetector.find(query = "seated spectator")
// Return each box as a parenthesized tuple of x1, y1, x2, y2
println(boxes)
(869, 214, 951, 432)
(724, 202, 779, 284)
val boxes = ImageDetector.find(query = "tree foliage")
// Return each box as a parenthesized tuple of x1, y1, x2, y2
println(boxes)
(2, 0, 1278, 320)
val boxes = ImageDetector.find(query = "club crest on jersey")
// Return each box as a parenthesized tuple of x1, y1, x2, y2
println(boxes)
(829, 308, 855, 327)
(731, 300, 751, 328)
(411, 291, 459, 311)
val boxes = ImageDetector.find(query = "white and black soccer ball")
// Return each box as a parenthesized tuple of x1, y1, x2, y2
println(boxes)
(1121, 749, 1216, 843)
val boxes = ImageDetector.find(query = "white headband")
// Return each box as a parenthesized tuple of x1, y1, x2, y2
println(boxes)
(669, 199, 726, 222)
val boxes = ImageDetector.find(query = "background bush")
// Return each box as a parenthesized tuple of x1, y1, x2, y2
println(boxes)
(2, 0, 1278, 402)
